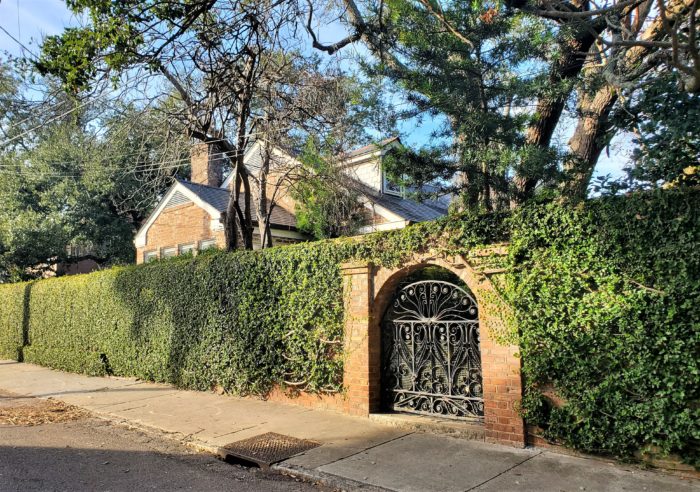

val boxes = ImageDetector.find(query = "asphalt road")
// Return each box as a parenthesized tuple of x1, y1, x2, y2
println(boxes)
(0, 393, 328, 492)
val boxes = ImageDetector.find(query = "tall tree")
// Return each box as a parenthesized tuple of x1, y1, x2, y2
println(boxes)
(0, 63, 190, 281)
(305, 0, 700, 204)
(37, 0, 336, 250)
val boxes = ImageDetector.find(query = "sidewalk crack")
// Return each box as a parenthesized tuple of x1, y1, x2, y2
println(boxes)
(316, 432, 414, 469)
(463, 450, 544, 492)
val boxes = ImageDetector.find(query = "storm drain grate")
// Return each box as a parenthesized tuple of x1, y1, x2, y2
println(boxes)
(219, 432, 320, 468)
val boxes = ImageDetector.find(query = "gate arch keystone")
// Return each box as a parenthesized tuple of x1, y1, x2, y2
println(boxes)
(340, 251, 525, 447)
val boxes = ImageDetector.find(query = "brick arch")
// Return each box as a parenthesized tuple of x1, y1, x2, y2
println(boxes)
(340, 253, 525, 447)
(371, 256, 486, 325)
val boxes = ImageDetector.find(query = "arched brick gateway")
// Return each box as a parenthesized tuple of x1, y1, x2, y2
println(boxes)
(340, 251, 525, 447)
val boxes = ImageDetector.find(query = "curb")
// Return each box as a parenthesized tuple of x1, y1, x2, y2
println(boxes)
(273, 462, 391, 492)
(82, 410, 370, 490)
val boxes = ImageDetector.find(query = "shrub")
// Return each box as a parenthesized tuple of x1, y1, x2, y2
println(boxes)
(16, 243, 349, 395)
(507, 189, 700, 464)
(0, 281, 26, 360)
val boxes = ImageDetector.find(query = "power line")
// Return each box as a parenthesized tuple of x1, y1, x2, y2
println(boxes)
(0, 97, 102, 147)
(0, 146, 258, 178)
(0, 128, 289, 171)
(0, 24, 39, 59)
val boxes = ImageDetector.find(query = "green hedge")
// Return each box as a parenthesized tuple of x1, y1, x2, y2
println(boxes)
(0, 281, 26, 360)
(507, 189, 700, 464)
(16, 244, 349, 395)
(0, 189, 697, 464)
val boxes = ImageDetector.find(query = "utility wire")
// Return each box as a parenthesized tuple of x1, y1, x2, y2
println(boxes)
(0, 24, 39, 59)
(0, 128, 289, 171)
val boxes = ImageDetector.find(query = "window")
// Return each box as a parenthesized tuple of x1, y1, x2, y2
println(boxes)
(382, 170, 404, 197)
(161, 247, 177, 258)
(144, 250, 158, 263)
(199, 239, 217, 251)
(179, 243, 196, 256)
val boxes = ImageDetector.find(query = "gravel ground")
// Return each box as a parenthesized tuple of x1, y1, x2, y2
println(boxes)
(0, 391, 331, 492)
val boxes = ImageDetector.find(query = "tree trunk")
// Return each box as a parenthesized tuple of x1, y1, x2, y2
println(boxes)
(559, 0, 693, 201)
(512, 23, 606, 204)
(224, 173, 240, 250)
(561, 85, 619, 201)
(257, 148, 273, 249)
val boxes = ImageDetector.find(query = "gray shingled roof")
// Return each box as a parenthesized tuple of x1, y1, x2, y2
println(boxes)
(177, 180, 297, 229)
(343, 137, 399, 159)
(351, 181, 448, 223)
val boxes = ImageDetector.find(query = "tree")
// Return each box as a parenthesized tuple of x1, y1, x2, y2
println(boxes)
(36, 0, 363, 251)
(244, 56, 367, 247)
(0, 63, 190, 281)
(305, 0, 700, 204)
(292, 139, 365, 239)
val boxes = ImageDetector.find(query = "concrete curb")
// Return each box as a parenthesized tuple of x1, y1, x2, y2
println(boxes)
(273, 462, 391, 492)
(87, 411, 367, 490)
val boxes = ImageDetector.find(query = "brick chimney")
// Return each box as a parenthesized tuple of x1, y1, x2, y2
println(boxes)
(190, 142, 224, 187)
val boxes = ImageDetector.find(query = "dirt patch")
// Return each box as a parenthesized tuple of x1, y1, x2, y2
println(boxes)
(0, 390, 88, 426)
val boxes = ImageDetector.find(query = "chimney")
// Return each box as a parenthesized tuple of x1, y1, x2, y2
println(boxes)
(190, 142, 224, 187)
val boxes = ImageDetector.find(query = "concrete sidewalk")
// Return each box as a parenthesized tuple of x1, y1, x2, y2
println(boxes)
(0, 361, 696, 492)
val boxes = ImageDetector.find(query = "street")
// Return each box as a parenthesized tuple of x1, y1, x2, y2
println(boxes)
(0, 392, 328, 492)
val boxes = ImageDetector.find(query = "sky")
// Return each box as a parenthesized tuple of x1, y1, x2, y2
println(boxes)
(0, 0, 627, 179)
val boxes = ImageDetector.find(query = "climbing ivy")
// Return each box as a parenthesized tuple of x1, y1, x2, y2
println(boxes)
(0, 188, 697, 465)
(505, 189, 699, 465)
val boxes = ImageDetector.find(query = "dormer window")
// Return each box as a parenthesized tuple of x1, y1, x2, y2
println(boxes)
(383, 170, 404, 197)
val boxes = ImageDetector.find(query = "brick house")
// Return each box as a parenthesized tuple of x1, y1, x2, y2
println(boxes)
(134, 138, 449, 263)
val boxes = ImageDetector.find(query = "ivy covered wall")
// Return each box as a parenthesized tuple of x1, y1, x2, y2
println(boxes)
(0, 188, 697, 464)
(507, 191, 699, 464)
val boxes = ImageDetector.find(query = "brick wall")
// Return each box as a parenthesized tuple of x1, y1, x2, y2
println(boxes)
(136, 202, 225, 264)
(269, 252, 526, 447)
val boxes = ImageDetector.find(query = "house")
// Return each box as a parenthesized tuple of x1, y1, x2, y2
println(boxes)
(133, 138, 448, 264)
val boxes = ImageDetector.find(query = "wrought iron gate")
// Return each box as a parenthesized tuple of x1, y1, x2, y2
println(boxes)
(381, 280, 483, 419)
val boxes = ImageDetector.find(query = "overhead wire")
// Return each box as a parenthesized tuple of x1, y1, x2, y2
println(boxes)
(0, 128, 291, 176)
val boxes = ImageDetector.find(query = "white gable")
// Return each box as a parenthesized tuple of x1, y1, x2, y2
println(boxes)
(133, 182, 223, 248)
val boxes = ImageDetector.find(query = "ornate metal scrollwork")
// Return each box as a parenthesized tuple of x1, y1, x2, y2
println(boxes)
(382, 280, 483, 420)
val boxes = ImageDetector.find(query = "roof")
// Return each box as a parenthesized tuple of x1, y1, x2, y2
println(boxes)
(177, 180, 297, 229)
(351, 180, 448, 223)
(343, 137, 400, 159)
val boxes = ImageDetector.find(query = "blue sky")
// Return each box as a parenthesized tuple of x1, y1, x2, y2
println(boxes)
(0, 0, 627, 178)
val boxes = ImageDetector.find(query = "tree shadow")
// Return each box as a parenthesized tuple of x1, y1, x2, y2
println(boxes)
(17, 281, 33, 363)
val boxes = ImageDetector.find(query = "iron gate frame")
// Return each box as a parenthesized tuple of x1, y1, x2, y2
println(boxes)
(381, 279, 484, 420)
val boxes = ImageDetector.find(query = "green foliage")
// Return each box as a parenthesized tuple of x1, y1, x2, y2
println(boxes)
(0, 68, 189, 281)
(0, 282, 26, 360)
(0, 189, 697, 464)
(506, 189, 700, 464)
(293, 139, 365, 239)
(373, 0, 557, 209)
(602, 74, 700, 191)
(14, 243, 347, 394)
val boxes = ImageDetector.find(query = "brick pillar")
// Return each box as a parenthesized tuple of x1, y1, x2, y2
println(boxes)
(479, 302, 526, 447)
(340, 262, 379, 416)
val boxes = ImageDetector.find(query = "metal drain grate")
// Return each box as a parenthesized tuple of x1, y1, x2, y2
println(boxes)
(219, 432, 320, 468)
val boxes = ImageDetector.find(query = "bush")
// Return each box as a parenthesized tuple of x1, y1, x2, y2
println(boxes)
(19, 244, 347, 394)
(0, 281, 26, 360)
(507, 189, 700, 464)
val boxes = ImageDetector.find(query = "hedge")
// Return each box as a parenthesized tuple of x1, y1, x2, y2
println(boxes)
(14, 245, 346, 395)
(0, 188, 697, 464)
(507, 190, 700, 464)
(0, 281, 26, 360)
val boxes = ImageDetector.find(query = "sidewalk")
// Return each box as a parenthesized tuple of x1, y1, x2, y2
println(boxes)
(0, 361, 696, 492)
